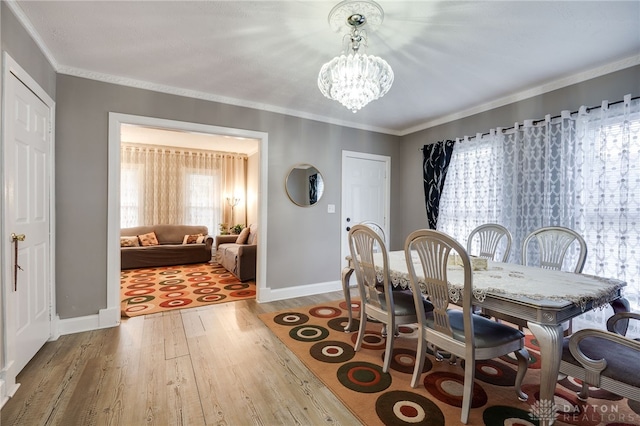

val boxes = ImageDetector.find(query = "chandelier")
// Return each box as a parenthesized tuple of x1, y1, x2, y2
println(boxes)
(318, 0, 394, 113)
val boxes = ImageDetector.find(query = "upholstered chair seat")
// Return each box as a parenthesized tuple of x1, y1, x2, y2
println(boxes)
(561, 335, 640, 387)
(428, 310, 526, 349)
(559, 312, 640, 402)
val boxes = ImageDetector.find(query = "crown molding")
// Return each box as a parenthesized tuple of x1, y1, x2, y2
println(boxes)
(5, 0, 59, 70)
(400, 54, 640, 136)
(49, 55, 640, 138)
(56, 66, 401, 136)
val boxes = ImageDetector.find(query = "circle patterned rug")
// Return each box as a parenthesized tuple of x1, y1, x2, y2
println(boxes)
(259, 300, 640, 426)
(120, 262, 256, 316)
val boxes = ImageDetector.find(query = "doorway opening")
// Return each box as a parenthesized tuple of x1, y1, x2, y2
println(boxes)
(106, 113, 268, 325)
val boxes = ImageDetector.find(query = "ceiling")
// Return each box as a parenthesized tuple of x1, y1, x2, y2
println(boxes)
(11, 1, 640, 136)
(120, 124, 260, 155)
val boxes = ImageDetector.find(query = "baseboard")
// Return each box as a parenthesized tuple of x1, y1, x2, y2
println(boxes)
(0, 364, 20, 409)
(0, 379, 6, 409)
(58, 307, 120, 336)
(257, 280, 343, 303)
(56, 282, 338, 330)
(0, 381, 20, 410)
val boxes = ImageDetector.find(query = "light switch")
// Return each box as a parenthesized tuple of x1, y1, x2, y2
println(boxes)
(327, 204, 335, 213)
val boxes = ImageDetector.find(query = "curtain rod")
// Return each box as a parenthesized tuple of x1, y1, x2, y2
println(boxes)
(421, 94, 639, 149)
(531, 95, 640, 126)
(122, 142, 248, 157)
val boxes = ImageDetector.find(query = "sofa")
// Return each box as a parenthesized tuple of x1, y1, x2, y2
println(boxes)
(215, 224, 257, 281)
(120, 224, 213, 269)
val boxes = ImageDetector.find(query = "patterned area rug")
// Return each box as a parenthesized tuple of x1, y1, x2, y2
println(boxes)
(121, 262, 255, 317)
(259, 300, 640, 426)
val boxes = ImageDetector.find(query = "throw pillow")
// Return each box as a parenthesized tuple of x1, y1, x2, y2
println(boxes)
(235, 227, 250, 244)
(138, 231, 159, 246)
(182, 233, 205, 244)
(248, 224, 258, 244)
(120, 236, 140, 247)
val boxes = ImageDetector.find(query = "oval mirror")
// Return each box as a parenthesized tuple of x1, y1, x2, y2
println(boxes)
(285, 164, 324, 207)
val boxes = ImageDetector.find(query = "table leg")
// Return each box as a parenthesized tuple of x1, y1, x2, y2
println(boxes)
(611, 297, 630, 313)
(527, 322, 564, 426)
(610, 297, 631, 334)
(341, 266, 355, 332)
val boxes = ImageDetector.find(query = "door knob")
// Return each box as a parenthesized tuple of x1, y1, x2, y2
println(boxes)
(11, 233, 25, 242)
(346, 217, 351, 222)
(346, 226, 351, 231)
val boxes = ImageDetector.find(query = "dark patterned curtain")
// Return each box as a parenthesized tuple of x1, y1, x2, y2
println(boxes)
(309, 174, 318, 204)
(423, 140, 455, 229)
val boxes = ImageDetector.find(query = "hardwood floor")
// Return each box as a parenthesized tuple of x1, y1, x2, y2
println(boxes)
(1, 291, 362, 426)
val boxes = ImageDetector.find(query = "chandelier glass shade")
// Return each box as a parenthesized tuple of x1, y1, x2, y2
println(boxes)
(318, 52, 393, 113)
(318, 0, 394, 113)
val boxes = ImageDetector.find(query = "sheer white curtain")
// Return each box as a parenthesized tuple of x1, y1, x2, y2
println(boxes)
(437, 131, 507, 257)
(120, 144, 247, 234)
(572, 95, 640, 333)
(438, 95, 640, 333)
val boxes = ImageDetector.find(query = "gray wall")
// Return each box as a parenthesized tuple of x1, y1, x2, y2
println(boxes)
(55, 75, 401, 318)
(396, 65, 640, 250)
(1, 4, 55, 99)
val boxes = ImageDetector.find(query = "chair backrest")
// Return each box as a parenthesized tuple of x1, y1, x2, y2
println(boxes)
(348, 224, 392, 313)
(522, 226, 587, 273)
(404, 229, 474, 343)
(466, 223, 512, 263)
(360, 220, 386, 246)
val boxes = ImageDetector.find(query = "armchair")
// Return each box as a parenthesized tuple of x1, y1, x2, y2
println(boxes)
(559, 312, 640, 402)
(215, 224, 257, 281)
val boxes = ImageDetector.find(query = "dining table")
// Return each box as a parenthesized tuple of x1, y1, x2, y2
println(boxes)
(341, 250, 629, 425)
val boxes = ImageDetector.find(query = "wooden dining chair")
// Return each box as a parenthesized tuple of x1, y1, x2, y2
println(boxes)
(360, 220, 386, 244)
(522, 226, 588, 333)
(466, 223, 512, 263)
(559, 312, 640, 402)
(484, 226, 588, 331)
(341, 221, 387, 333)
(348, 224, 419, 373)
(522, 226, 587, 273)
(404, 229, 528, 424)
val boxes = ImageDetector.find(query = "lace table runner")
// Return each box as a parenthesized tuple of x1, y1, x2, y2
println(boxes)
(376, 251, 626, 311)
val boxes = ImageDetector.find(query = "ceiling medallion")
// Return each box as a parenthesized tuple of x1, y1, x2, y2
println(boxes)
(317, 0, 394, 113)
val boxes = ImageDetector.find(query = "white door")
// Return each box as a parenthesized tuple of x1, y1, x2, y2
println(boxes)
(341, 151, 390, 269)
(3, 66, 53, 376)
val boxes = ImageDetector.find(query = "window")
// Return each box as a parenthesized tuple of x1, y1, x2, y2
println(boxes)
(184, 171, 220, 234)
(576, 116, 640, 314)
(437, 96, 640, 335)
(120, 143, 246, 233)
(438, 135, 506, 254)
(121, 164, 143, 227)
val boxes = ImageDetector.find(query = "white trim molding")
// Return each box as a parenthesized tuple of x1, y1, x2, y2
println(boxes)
(56, 307, 120, 336)
(258, 280, 343, 303)
(107, 113, 269, 314)
(401, 54, 640, 136)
